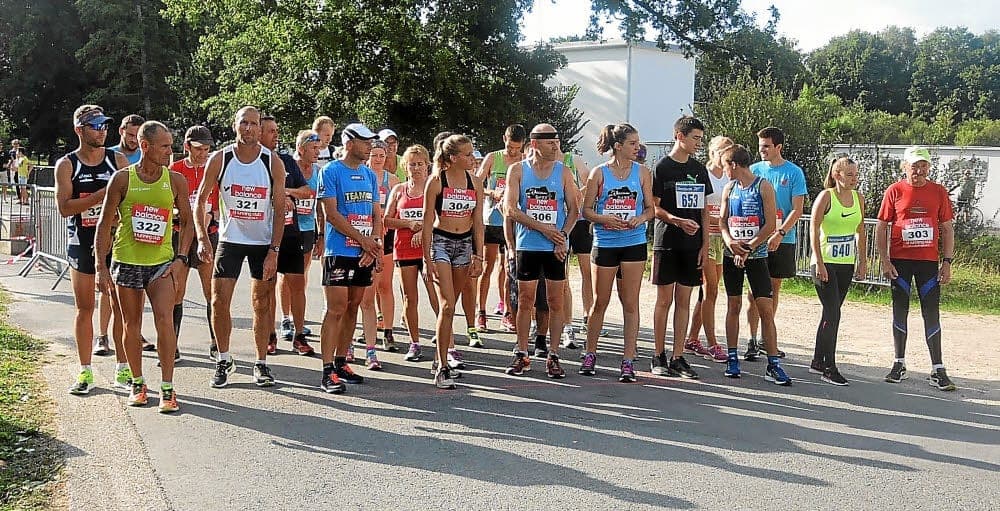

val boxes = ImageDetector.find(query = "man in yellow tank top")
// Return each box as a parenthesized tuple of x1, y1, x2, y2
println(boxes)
(95, 121, 195, 414)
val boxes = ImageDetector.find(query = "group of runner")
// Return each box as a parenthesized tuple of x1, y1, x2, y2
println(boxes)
(57, 104, 959, 413)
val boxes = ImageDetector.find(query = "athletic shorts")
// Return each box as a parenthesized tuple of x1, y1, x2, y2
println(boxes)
(214, 242, 270, 280)
(485, 225, 505, 246)
(592, 243, 647, 267)
(767, 242, 796, 279)
(396, 258, 424, 271)
(569, 220, 593, 254)
(383, 230, 395, 256)
(300, 230, 316, 254)
(516, 250, 566, 281)
(322, 255, 373, 287)
(431, 231, 473, 267)
(277, 235, 305, 275)
(67, 243, 109, 275)
(707, 235, 724, 263)
(111, 260, 171, 290)
(722, 256, 772, 298)
(651, 249, 702, 287)
(172, 231, 217, 269)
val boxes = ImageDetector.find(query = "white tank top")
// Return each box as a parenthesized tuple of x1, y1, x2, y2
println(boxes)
(706, 166, 731, 206)
(218, 144, 274, 245)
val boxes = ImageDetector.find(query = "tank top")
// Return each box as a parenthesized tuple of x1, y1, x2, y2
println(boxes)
(816, 189, 862, 265)
(725, 177, 768, 259)
(516, 160, 566, 251)
(705, 166, 730, 236)
(484, 151, 508, 226)
(66, 149, 117, 248)
(593, 161, 646, 248)
(217, 144, 274, 245)
(434, 170, 476, 218)
(295, 162, 320, 232)
(378, 170, 391, 208)
(393, 183, 425, 261)
(113, 166, 175, 266)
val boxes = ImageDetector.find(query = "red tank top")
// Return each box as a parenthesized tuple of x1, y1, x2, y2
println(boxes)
(393, 184, 425, 261)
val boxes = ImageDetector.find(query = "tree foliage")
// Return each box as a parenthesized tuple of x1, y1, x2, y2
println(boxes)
(909, 27, 1000, 121)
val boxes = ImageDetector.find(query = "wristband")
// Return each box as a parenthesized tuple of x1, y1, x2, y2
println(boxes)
(942, 257, 953, 264)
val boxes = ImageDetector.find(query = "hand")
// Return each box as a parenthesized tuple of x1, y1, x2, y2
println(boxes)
(359, 250, 376, 268)
(262, 251, 277, 280)
(160, 259, 183, 280)
(285, 197, 294, 214)
(373, 254, 384, 274)
(554, 241, 568, 262)
(697, 245, 707, 269)
(881, 260, 898, 280)
(727, 239, 748, 256)
(468, 257, 483, 278)
(312, 239, 323, 260)
(197, 238, 214, 264)
(854, 262, 867, 281)
(939, 262, 952, 285)
(675, 218, 700, 236)
(410, 220, 422, 233)
(734, 254, 747, 268)
(539, 225, 566, 246)
(767, 234, 782, 252)
(424, 255, 437, 282)
(96, 266, 114, 295)
(815, 262, 829, 282)
(603, 215, 628, 230)
(358, 236, 378, 254)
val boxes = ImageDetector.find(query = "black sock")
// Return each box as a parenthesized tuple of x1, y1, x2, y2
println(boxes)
(173, 303, 183, 339)
(323, 362, 335, 374)
(535, 335, 546, 347)
(383, 328, 393, 339)
(206, 301, 215, 341)
(334, 356, 346, 367)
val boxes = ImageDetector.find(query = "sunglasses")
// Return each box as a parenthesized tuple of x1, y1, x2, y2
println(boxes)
(303, 133, 320, 143)
(81, 122, 110, 131)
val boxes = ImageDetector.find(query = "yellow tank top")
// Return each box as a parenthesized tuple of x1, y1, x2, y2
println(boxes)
(817, 189, 862, 264)
(113, 166, 175, 265)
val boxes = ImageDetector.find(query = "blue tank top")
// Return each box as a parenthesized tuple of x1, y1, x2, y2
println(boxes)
(317, 160, 380, 257)
(725, 177, 768, 259)
(593, 162, 646, 248)
(296, 164, 320, 232)
(516, 160, 566, 251)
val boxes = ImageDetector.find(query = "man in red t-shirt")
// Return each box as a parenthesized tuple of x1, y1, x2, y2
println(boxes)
(874, 146, 956, 391)
(170, 126, 220, 358)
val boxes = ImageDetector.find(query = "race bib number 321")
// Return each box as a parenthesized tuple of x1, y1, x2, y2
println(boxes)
(229, 184, 268, 220)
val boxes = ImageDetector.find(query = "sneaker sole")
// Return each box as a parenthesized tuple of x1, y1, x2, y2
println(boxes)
(547, 373, 566, 379)
(724, 372, 741, 378)
(321, 385, 346, 394)
(254, 380, 275, 387)
(821, 376, 850, 386)
(505, 369, 525, 376)
(158, 405, 179, 413)
(367, 364, 383, 371)
(765, 375, 792, 386)
(650, 368, 667, 376)
(885, 373, 908, 383)
(929, 380, 956, 391)
(809, 367, 824, 375)
(69, 388, 91, 395)
(667, 370, 699, 379)
(618, 376, 636, 383)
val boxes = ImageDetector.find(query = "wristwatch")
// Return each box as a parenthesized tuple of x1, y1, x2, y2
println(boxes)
(942, 257, 953, 264)
(778, 228, 787, 236)
(174, 254, 189, 265)
(270, 245, 280, 253)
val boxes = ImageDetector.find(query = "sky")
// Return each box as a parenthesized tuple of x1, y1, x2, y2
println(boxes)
(521, 0, 999, 52)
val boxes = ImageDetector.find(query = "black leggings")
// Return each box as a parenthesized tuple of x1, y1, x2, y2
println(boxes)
(812, 263, 854, 367)
(890, 259, 943, 365)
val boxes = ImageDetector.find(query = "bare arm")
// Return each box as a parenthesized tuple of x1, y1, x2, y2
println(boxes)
(94, 171, 128, 269)
(635, 165, 656, 225)
(562, 166, 580, 229)
(194, 151, 223, 245)
(810, 190, 831, 264)
(754, 181, 778, 247)
(268, 156, 287, 248)
(55, 157, 105, 217)
(171, 172, 194, 257)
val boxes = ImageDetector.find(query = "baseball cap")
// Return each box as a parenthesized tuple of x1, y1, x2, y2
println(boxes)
(342, 123, 378, 144)
(378, 128, 398, 141)
(73, 105, 113, 127)
(903, 146, 931, 164)
(184, 125, 214, 147)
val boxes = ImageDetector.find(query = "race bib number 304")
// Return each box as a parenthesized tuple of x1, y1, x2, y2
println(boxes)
(230, 184, 268, 220)
(346, 214, 373, 248)
(131, 204, 169, 244)
(676, 183, 705, 209)
(728, 216, 760, 241)
(441, 187, 476, 218)
(80, 192, 101, 227)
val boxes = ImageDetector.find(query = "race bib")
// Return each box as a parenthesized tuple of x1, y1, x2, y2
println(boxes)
(526, 197, 558, 225)
(284, 208, 294, 225)
(729, 216, 760, 241)
(295, 197, 315, 217)
(495, 178, 507, 197)
(229, 184, 268, 221)
(901, 218, 934, 246)
(79, 192, 101, 228)
(400, 207, 424, 221)
(379, 186, 389, 207)
(131, 204, 169, 244)
(346, 213, 372, 248)
(707, 204, 721, 234)
(827, 234, 855, 259)
(441, 187, 476, 218)
(603, 196, 637, 225)
(676, 183, 705, 209)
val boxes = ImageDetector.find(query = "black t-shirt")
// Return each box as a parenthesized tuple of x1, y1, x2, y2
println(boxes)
(652, 155, 712, 251)
(279, 152, 308, 237)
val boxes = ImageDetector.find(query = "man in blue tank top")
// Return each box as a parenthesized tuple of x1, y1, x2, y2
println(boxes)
(502, 124, 580, 379)
(109, 114, 144, 165)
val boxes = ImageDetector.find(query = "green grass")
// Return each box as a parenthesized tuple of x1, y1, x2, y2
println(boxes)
(0, 289, 62, 510)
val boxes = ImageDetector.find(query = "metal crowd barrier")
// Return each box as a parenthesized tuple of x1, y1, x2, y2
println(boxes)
(794, 217, 889, 286)
(18, 186, 71, 290)
(0, 183, 36, 266)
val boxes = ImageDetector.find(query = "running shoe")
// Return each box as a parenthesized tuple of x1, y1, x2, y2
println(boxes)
(209, 343, 219, 362)
(366, 348, 382, 371)
(253, 363, 275, 387)
(128, 381, 148, 406)
(335, 364, 364, 384)
(885, 362, 907, 383)
(501, 313, 516, 333)
(376, 312, 384, 331)
(650, 352, 669, 376)
(211, 358, 236, 388)
(267, 332, 278, 355)
(561, 325, 579, 349)
(579, 352, 597, 375)
(141, 336, 155, 351)
(618, 359, 636, 383)
(765, 363, 792, 386)
(533, 338, 548, 359)
(321, 370, 346, 394)
(493, 302, 505, 316)
(280, 318, 294, 341)
(93, 335, 111, 356)
(929, 368, 957, 391)
(743, 338, 760, 361)
(505, 353, 530, 376)
(476, 310, 488, 332)
(809, 359, 825, 374)
(684, 339, 711, 358)
(822, 366, 849, 386)
(68, 369, 95, 395)
(158, 385, 179, 413)
(114, 366, 133, 389)
(345, 345, 355, 364)
(724, 356, 741, 378)
(447, 349, 466, 370)
(667, 356, 699, 379)
(435, 367, 456, 389)
(705, 344, 728, 363)
(382, 331, 399, 352)
(292, 333, 316, 356)
(546, 354, 566, 379)
(468, 327, 483, 348)
(301, 326, 312, 336)
(431, 360, 463, 379)
(404, 343, 422, 361)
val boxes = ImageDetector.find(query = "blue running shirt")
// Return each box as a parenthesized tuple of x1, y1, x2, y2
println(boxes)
(318, 160, 380, 257)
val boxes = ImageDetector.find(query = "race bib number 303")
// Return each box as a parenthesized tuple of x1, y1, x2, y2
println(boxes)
(131, 204, 169, 244)
(675, 183, 705, 209)
(229, 184, 268, 220)
(441, 187, 476, 218)
(900, 218, 934, 247)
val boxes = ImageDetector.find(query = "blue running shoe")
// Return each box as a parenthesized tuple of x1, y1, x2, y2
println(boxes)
(765, 363, 792, 386)
(302, 325, 312, 336)
(724, 356, 741, 378)
(280, 318, 293, 341)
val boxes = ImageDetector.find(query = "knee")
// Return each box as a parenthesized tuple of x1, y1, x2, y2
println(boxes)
(440, 302, 456, 317)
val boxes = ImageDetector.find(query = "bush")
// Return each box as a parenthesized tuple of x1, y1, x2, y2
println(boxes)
(954, 118, 1000, 146)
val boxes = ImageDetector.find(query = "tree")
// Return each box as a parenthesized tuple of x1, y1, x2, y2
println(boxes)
(909, 27, 996, 122)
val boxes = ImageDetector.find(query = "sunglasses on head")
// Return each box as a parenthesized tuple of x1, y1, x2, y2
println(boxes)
(81, 121, 109, 131)
(304, 133, 320, 143)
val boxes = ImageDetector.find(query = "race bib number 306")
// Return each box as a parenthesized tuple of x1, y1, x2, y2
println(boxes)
(676, 183, 705, 209)
(526, 198, 557, 225)
(131, 204, 169, 244)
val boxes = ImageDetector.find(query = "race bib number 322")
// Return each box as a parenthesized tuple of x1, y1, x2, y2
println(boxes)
(131, 204, 169, 244)
(79, 192, 101, 227)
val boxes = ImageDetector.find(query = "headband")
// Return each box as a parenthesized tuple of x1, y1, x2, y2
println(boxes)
(529, 131, 560, 140)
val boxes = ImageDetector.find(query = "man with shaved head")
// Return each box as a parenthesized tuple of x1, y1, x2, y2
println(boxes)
(502, 123, 580, 379)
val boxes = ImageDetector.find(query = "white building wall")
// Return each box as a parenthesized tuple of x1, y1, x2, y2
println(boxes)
(627, 46, 696, 143)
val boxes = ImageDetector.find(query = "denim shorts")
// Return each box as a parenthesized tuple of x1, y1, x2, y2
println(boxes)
(431, 231, 473, 267)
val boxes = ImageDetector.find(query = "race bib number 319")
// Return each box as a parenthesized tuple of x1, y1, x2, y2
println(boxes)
(728, 216, 760, 241)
